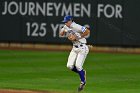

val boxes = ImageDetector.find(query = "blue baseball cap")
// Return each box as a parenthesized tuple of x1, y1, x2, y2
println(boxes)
(62, 15, 73, 23)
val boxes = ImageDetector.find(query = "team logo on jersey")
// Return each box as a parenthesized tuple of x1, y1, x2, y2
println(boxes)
(81, 26, 86, 32)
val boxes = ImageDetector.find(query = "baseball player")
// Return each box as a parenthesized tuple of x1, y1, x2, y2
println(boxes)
(59, 15, 90, 92)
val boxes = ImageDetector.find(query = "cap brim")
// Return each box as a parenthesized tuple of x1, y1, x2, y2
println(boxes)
(62, 20, 67, 23)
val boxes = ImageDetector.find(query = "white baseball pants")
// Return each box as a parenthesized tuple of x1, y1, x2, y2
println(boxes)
(67, 44, 89, 71)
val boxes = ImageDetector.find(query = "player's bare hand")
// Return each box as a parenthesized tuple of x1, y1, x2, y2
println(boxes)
(68, 34, 76, 41)
(59, 31, 65, 36)
(59, 27, 67, 36)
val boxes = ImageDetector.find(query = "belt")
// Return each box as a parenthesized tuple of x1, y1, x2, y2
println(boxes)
(74, 44, 84, 48)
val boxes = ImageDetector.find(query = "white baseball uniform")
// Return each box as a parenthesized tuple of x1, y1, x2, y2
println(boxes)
(61, 22, 89, 71)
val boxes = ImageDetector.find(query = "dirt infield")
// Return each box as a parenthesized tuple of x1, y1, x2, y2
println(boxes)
(0, 43, 140, 54)
(0, 89, 57, 93)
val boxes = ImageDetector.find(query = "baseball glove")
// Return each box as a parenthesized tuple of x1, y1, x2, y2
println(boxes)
(68, 33, 76, 41)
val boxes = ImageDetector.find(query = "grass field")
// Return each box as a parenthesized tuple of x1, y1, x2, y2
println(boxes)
(0, 49, 140, 93)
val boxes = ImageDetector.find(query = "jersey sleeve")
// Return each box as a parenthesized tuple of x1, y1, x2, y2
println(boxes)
(72, 23, 86, 33)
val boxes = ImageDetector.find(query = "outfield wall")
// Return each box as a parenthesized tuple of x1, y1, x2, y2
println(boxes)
(0, 0, 140, 47)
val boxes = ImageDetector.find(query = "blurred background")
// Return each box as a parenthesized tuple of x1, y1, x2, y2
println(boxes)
(0, 0, 140, 93)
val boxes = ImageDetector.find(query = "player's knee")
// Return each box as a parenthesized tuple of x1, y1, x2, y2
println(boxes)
(67, 65, 74, 70)
(75, 65, 82, 71)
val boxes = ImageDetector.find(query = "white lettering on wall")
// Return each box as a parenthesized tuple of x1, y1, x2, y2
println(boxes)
(54, 3, 61, 16)
(36, 2, 45, 16)
(3, 1, 19, 15)
(98, 4, 123, 18)
(1, 1, 91, 17)
(74, 3, 80, 17)
(28, 2, 35, 16)
(47, 2, 53, 16)
(51, 24, 59, 37)
(19, 2, 28, 15)
(61, 3, 72, 16)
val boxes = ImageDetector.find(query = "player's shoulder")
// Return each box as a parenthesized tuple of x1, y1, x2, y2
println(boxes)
(63, 25, 69, 29)
(70, 22, 86, 32)
(71, 22, 82, 28)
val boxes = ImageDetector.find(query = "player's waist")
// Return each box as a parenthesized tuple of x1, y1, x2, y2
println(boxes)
(73, 43, 86, 48)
